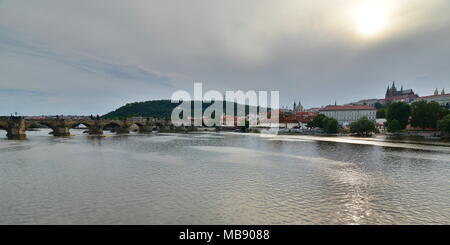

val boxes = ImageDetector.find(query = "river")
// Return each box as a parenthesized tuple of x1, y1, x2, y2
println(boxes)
(0, 129, 449, 224)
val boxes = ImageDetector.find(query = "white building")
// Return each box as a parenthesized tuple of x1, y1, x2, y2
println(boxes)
(413, 92, 450, 108)
(319, 105, 377, 126)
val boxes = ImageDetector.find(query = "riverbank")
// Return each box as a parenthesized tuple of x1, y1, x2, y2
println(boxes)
(223, 131, 450, 152)
(244, 127, 450, 142)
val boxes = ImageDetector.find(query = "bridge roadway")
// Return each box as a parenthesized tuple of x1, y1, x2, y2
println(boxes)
(0, 117, 194, 139)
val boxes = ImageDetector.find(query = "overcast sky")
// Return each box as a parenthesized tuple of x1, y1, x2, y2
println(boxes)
(1, 0, 449, 115)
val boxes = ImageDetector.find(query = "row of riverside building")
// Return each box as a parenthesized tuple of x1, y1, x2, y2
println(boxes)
(279, 81, 449, 128)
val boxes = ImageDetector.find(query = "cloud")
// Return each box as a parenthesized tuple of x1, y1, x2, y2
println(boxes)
(0, 28, 175, 86)
(0, 0, 449, 115)
(0, 26, 185, 115)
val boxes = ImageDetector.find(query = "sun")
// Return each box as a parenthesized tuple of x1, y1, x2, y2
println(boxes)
(356, 2, 387, 35)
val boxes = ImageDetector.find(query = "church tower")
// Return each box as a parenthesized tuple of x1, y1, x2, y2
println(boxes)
(297, 101, 303, 112)
(391, 81, 397, 93)
(434, 88, 439, 96)
(293, 101, 304, 113)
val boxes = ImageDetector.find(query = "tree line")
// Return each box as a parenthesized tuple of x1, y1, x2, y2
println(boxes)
(385, 101, 450, 133)
(307, 114, 377, 136)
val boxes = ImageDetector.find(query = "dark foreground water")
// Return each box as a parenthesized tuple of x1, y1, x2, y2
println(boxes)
(0, 129, 449, 224)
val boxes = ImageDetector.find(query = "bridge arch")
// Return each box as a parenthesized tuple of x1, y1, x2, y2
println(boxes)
(126, 122, 144, 132)
(71, 122, 94, 129)
(102, 121, 125, 133)
(35, 121, 57, 132)
(70, 122, 101, 135)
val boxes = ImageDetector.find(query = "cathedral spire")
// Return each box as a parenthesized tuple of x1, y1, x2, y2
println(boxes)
(434, 88, 439, 96)
(442, 88, 446, 95)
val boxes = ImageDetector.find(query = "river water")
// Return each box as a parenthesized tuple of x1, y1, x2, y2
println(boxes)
(0, 129, 449, 224)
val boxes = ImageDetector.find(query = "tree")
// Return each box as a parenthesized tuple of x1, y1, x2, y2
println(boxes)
(374, 102, 385, 110)
(424, 101, 445, 128)
(307, 114, 327, 128)
(387, 119, 402, 133)
(323, 117, 339, 134)
(444, 109, 450, 117)
(437, 115, 450, 133)
(386, 102, 411, 129)
(376, 109, 386, 119)
(349, 116, 376, 136)
(411, 101, 445, 130)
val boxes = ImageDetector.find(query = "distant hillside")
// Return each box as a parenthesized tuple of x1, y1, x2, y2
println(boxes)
(102, 100, 264, 119)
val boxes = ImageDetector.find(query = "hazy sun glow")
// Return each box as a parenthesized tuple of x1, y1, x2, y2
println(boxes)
(356, 2, 387, 35)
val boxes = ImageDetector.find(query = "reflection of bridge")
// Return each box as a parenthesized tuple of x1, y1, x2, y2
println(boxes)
(0, 117, 195, 139)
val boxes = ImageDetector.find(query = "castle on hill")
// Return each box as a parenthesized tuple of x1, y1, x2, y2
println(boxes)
(384, 81, 418, 102)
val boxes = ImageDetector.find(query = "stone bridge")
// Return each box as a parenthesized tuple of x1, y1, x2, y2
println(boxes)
(0, 117, 194, 139)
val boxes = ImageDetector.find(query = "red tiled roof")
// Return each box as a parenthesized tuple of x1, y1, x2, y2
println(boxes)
(275, 111, 319, 124)
(319, 105, 375, 111)
(418, 93, 450, 99)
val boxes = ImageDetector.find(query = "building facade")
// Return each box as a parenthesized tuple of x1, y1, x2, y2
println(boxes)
(319, 105, 377, 126)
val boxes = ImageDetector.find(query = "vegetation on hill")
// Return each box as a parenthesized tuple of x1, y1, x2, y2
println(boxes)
(102, 100, 264, 119)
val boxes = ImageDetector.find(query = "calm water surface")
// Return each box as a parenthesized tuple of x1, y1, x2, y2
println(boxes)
(0, 129, 449, 224)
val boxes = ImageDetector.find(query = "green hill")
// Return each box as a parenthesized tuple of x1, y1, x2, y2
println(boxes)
(102, 100, 264, 119)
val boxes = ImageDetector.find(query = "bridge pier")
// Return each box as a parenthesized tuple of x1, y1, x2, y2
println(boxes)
(6, 118, 27, 140)
(138, 125, 154, 133)
(158, 125, 173, 133)
(115, 126, 130, 134)
(87, 123, 104, 135)
(53, 126, 71, 137)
